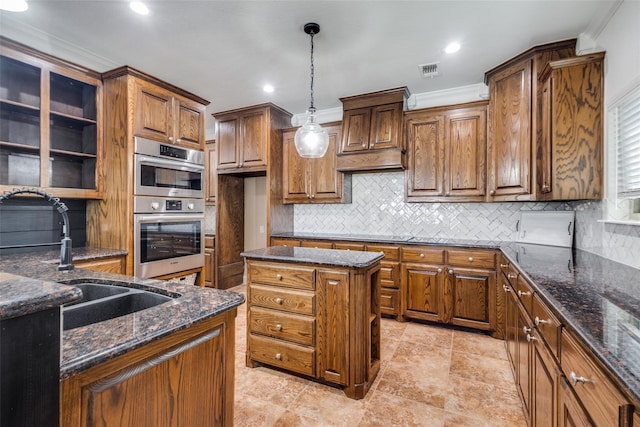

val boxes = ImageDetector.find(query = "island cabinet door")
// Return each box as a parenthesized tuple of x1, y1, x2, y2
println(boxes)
(316, 269, 349, 386)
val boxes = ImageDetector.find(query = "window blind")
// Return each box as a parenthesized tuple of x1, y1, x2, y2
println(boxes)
(616, 85, 640, 198)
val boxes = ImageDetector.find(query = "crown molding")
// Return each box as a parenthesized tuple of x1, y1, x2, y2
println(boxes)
(0, 14, 119, 71)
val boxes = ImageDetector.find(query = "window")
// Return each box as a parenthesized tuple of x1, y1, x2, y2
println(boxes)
(611, 83, 640, 221)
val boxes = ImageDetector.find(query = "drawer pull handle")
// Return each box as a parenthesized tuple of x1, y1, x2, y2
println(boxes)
(523, 326, 532, 334)
(437, 268, 443, 273)
(517, 290, 532, 297)
(275, 274, 282, 280)
(275, 297, 283, 304)
(500, 263, 509, 268)
(468, 257, 474, 262)
(419, 253, 425, 258)
(526, 334, 537, 343)
(275, 353, 282, 361)
(569, 371, 588, 386)
(275, 324, 282, 331)
(534, 316, 549, 326)
(448, 269, 454, 275)
(503, 284, 511, 292)
(507, 273, 518, 279)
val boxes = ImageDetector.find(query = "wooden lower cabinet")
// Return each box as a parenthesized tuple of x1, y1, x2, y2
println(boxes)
(73, 256, 125, 274)
(245, 258, 380, 399)
(60, 308, 237, 427)
(558, 377, 594, 427)
(403, 262, 445, 322)
(204, 235, 216, 288)
(447, 266, 496, 330)
(531, 329, 559, 427)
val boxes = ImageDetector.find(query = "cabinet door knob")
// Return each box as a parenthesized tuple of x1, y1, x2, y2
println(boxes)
(489, 190, 495, 195)
(468, 257, 474, 262)
(569, 371, 588, 386)
(168, 136, 174, 142)
(507, 273, 518, 279)
(517, 290, 531, 297)
(437, 268, 442, 273)
(275, 273, 282, 280)
(534, 316, 549, 326)
(239, 162, 243, 167)
(503, 284, 511, 292)
(275, 324, 282, 331)
(448, 269, 454, 275)
(275, 297, 283, 304)
(526, 333, 537, 343)
(275, 353, 282, 361)
(419, 253, 425, 258)
(500, 263, 509, 268)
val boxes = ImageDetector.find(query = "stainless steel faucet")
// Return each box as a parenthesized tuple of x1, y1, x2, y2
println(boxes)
(0, 187, 74, 271)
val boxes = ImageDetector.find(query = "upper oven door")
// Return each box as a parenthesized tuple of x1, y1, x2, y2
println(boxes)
(134, 154, 204, 198)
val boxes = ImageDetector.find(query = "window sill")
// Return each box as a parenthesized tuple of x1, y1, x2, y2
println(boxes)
(598, 219, 640, 227)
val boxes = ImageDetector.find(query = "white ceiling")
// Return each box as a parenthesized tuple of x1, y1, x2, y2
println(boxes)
(0, 0, 618, 135)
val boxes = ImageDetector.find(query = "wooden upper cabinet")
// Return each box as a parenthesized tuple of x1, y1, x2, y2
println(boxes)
(283, 122, 350, 204)
(539, 52, 604, 200)
(0, 37, 103, 199)
(485, 39, 576, 202)
(205, 140, 216, 205)
(405, 101, 487, 202)
(486, 59, 532, 200)
(337, 87, 409, 172)
(213, 103, 291, 174)
(133, 79, 206, 150)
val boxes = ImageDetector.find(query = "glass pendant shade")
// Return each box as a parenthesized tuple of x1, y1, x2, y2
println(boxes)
(294, 110, 330, 158)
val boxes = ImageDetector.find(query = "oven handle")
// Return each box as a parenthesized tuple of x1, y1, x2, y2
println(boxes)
(136, 214, 204, 222)
(138, 155, 205, 171)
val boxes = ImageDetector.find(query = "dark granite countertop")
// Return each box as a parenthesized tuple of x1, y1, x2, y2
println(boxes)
(0, 247, 245, 379)
(272, 233, 640, 403)
(242, 246, 384, 268)
(0, 272, 81, 320)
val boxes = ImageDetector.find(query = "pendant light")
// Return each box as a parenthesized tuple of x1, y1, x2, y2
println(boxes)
(294, 22, 330, 158)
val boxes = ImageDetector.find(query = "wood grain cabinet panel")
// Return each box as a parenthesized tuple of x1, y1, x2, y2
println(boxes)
(205, 140, 217, 205)
(283, 122, 349, 204)
(403, 263, 445, 323)
(447, 266, 496, 331)
(558, 377, 594, 427)
(405, 101, 487, 202)
(539, 52, 604, 200)
(531, 328, 559, 427)
(134, 80, 205, 150)
(74, 256, 125, 274)
(485, 39, 576, 202)
(337, 87, 409, 172)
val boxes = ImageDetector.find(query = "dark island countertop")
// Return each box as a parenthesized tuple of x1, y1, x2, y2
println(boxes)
(271, 232, 640, 403)
(242, 246, 384, 268)
(0, 247, 245, 378)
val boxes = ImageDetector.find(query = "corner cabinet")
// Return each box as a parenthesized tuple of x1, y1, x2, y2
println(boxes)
(133, 79, 206, 150)
(539, 52, 604, 200)
(485, 39, 576, 202)
(405, 101, 487, 202)
(282, 122, 351, 204)
(0, 37, 103, 199)
(337, 87, 409, 172)
(214, 103, 292, 174)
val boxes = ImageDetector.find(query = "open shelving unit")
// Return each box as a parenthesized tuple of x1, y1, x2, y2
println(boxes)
(0, 38, 102, 198)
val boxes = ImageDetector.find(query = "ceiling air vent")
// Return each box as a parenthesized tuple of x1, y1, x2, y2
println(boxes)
(419, 62, 439, 78)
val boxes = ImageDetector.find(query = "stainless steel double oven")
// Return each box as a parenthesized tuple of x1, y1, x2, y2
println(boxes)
(133, 137, 205, 278)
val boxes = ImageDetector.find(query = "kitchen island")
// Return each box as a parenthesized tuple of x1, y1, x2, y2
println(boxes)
(242, 246, 383, 400)
(0, 247, 245, 427)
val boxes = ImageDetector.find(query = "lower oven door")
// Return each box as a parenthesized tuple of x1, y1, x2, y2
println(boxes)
(134, 213, 204, 278)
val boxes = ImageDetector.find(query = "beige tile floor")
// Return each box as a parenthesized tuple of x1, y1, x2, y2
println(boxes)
(230, 284, 527, 427)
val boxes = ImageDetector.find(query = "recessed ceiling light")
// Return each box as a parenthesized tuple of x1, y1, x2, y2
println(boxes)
(263, 84, 275, 93)
(129, 1, 149, 15)
(444, 42, 461, 54)
(0, 0, 28, 12)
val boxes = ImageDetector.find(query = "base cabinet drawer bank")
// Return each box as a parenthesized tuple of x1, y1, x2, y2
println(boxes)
(242, 247, 383, 400)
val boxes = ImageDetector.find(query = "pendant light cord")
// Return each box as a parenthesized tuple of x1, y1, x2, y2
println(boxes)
(309, 30, 316, 113)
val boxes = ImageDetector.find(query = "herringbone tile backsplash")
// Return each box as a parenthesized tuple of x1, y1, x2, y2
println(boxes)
(294, 172, 572, 241)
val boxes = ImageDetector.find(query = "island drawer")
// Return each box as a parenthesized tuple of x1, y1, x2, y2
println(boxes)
(447, 248, 496, 269)
(401, 246, 445, 264)
(249, 284, 315, 315)
(532, 294, 561, 358)
(249, 306, 315, 346)
(249, 262, 316, 290)
(560, 330, 632, 427)
(367, 244, 400, 261)
(249, 334, 315, 377)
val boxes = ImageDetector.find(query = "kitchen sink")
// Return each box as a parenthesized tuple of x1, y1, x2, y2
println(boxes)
(62, 283, 174, 330)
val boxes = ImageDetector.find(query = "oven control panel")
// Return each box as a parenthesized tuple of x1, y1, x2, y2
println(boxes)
(134, 196, 204, 214)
